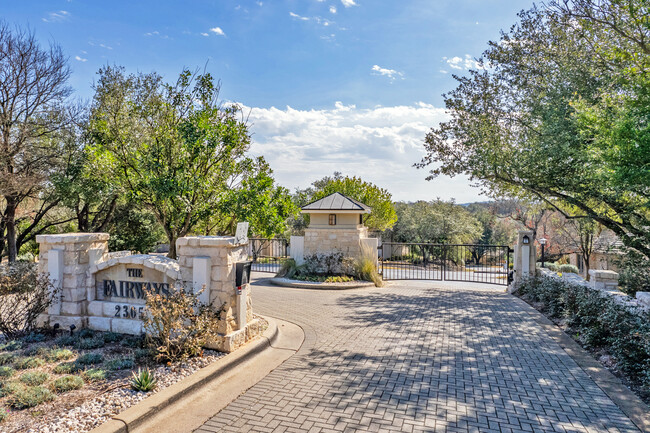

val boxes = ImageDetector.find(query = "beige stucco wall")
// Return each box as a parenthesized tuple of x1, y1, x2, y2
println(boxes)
(308, 212, 362, 228)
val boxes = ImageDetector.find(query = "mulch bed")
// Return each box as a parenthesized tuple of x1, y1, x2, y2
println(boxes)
(0, 328, 230, 433)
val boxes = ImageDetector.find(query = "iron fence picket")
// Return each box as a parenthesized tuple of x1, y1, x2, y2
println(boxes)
(248, 238, 289, 273)
(379, 242, 510, 285)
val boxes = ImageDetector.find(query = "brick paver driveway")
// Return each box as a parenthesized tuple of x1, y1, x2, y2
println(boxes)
(197, 277, 639, 433)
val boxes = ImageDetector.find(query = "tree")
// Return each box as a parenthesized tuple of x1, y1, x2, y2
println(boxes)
(310, 175, 397, 232)
(391, 200, 482, 244)
(197, 157, 297, 237)
(0, 23, 74, 261)
(417, 2, 650, 258)
(465, 203, 517, 264)
(552, 214, 603, 279)
(89, 66, 285, 258)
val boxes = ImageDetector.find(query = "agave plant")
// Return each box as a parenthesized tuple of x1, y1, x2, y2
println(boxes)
(130, 368, 157, 392)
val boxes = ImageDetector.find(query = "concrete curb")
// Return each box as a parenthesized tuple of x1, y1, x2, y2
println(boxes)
(90, 317, 281, 433)
(512, 296, 650, 433)
(269, 277, 376, 290)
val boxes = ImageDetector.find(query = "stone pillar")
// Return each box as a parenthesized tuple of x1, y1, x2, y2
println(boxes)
(290, 235, 305, 265)
(589, 269, 619, 291)
(361, 237, 379, 268)
(509, 230, 536, 293)
(177, 236, 258, 352)
(36, 233, 109, 329)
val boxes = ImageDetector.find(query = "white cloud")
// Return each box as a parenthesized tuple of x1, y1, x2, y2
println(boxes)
(439, 69, 448, 74)
(289, 12, 332, 26)
(145, 31, 159, 36)
(201, 32, 209, 37)
(329, 5, 337, 13)
(341, 0, 357, 7)
(42, 10, 70, 23)
(240, 102, 481, 202)
(210, 27, 226, 36)
(74, 55, 87, 62)
(289, 12, 310, 21)
(443, 54, 482, 70)
(371, 65, 404, 81)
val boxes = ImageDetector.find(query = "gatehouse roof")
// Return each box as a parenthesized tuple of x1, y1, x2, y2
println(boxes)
(301, 192, 371, 214)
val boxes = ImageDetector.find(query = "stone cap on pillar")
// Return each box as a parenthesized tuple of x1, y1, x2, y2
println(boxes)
(176, 236, 243, 248)
(36, 233, 110, 244)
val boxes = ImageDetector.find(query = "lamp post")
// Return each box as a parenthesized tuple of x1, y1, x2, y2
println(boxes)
(539, 238, 547, 268)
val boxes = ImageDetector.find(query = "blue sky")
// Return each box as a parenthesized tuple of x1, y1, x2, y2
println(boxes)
(3, 0, 533, 203)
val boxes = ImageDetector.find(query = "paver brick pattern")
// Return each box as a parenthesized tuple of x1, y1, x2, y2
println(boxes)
(197, 280, 639, 433)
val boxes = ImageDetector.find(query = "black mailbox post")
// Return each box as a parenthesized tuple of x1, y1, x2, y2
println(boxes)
(236, 261, 252, 290)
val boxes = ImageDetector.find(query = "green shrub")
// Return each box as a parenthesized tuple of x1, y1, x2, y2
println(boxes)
(616, 249, 650, 297)
(133, 348, 155, 364)
(0, 407, 7, 422)
(518, 275, 650, 391)
(19, 372, 48, 386)
(105, 357, 135, 371)
(53, 362, 82, 375)
(83, 368, 107, 382)
(22, 332, 47, 344)
(0, 381, 23, 397)
(77, 338, 105, 350)
(121, 336, 145, 348)
(559, 264, 579, 274)
(7, 384, 55, 409)
(0, 341, 22, 351)
(13, 356, 45, 370)
(0, 353, 16, 366)
(51, 375, 84, 393)
(545, 262, 560, 272)
(78, 329, 95, 339)
(23, 345, 49, 357)
(55, 335, 78, 347)
(0, 366, 15, 378)
(46, 348, 75, 362)
(102, 332, 123, 344)
(130, 368, 157, 392)
(76, 353, 104, 365)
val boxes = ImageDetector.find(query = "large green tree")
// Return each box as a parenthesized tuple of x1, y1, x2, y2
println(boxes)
(89, 66, 290, 258)
(418, 1, 650, 258)
(391, 200, 482, 244)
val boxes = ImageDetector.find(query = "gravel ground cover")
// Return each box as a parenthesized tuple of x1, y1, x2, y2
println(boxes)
(0, 326, 235, 433)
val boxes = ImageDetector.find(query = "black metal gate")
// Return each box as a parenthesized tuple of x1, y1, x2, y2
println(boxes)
(379, 242, 511, 286)
(248, 238, 289, 273)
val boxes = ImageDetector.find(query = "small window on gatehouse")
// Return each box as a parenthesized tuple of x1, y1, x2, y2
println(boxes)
(329, 214, 336, 225)
(359, 215, 363, 224)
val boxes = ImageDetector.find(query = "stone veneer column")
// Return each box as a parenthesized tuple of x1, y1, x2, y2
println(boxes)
(303, 226, 368, 257)
(176, 236, 257, 352)
(36, 233, 109, 329)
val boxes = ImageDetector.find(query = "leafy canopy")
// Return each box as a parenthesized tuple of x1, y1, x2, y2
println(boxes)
(418, 1, 650, 258)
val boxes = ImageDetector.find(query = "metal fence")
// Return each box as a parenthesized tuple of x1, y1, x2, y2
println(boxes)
(379, 242, 511, 285)
(248, 238, 289, 273)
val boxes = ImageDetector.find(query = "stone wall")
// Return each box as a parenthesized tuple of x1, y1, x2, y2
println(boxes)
(303, 226, 368, 258)
(36, 234, 261, 353)
(36, 233, 109, 330)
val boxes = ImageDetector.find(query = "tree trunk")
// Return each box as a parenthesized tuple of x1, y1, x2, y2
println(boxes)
(167, 236, 177, 260)
(5, 196, 18, 262)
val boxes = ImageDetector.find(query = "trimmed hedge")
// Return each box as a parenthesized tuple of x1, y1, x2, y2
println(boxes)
(518, 276, 650, 391)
